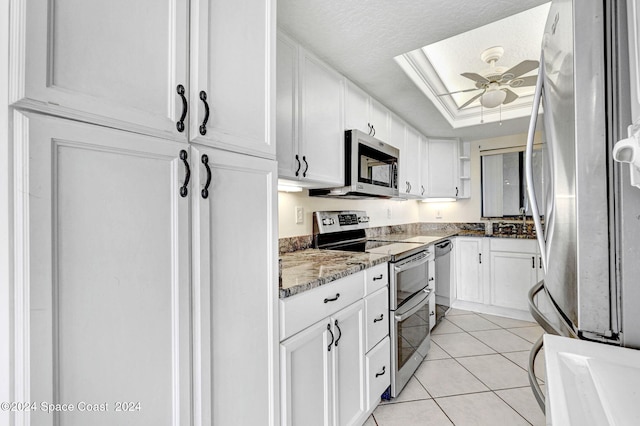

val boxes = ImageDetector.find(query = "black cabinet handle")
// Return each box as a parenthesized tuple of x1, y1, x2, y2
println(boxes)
(327, 324, 334, 352)
(199, 91, 209, 136)
(295, 155, 301, 177)
(302, 156, 309, 178)
(372, 125, 376, 137)
(456, 186, 459, 197)
(334, 320, 342, 347)
(429, 277, 434, 281)
(201, 154, 211, 199)
(375, 366, 386, 378)
(373, 314, 384, 323)
(179, 150, 190, 197)
(430, 311, 435, 316)
(479, 253, 482, 264)
(373, 274, 384, 281)
(368, 123, 372, 135)
(421, 185, 425, 196)
(176, 85, 187, 133)
(324, 293, 340, 303)
(532, 256, 536, 268)
(409, 182, 412, 193)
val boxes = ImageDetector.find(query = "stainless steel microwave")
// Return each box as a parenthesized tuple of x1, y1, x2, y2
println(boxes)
(309, 130, 399, 199)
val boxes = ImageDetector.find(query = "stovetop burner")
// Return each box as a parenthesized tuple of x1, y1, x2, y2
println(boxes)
(313, 210, 429, 261)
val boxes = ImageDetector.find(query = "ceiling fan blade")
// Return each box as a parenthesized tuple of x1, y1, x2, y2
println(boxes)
(509, 75, 537, 88)
(461, 72, 490, 84)
(501, 60, 539, 79)
(437, 87, 482, 96)
(503, 88, 519, 104)
(459, 90, 485, 109)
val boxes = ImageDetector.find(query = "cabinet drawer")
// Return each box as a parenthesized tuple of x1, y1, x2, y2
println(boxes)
(490, 238, 537, 253)
(428, 259, 435, 292)
(366, 337, 391, 411)
(280, 271, 364, 341)
(365, 263, 388, 295)
(365, 287, 389, 352)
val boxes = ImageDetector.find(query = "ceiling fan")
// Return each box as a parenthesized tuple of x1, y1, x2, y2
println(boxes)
(439, 46, 539, 109)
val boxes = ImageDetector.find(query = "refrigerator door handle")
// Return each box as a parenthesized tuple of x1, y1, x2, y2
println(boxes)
(528, 335, 546, 413)
(525, 53, 547, 272)
(528, 280, 566, 336)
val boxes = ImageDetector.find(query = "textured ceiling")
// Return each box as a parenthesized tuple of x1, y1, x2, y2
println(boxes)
(277, 0, 550, 140)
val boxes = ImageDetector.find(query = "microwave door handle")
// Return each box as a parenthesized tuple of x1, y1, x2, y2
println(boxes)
(525, 52, 546, 271)
(394, 289, 430, 322)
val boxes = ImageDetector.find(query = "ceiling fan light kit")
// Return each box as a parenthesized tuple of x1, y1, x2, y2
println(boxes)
(439, 45, 539, 111)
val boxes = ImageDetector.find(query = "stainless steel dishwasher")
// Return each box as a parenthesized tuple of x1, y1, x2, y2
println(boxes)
(434, 240, 453, 326)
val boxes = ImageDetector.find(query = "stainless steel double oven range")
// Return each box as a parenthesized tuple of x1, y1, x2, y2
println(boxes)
(313, 211, 434, 397)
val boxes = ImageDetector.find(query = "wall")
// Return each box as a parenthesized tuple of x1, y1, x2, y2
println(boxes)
(419, 131, 543, 222)
(278, 190, 420, 237)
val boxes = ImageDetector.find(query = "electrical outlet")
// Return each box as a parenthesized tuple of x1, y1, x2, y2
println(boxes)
(295, 206, 304, 224)
(436, 210, 443, 220)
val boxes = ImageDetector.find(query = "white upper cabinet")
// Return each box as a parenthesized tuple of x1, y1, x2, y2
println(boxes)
(424, 138, 460, 198)
(388, 113, 406, 150)
(344, 81, 389, 143)
(369, 99, 390, 143)
(345, 81, 371, 135)
(12, 0, 189, 141)
(401, 126, 422, 197)
(276, 33, 299, 180)
(189, 0, 276, 157)
(13, 0, 276, 158)
(275, 31, 344, 187)
(299, 51, 344, 186)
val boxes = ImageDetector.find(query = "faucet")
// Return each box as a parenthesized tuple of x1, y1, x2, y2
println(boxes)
(519, 207, 526, 230)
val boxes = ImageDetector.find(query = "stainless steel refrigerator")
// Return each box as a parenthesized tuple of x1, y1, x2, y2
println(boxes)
(525, 0, 640, 383)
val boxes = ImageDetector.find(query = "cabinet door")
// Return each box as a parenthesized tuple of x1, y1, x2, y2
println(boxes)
(299, 52, 344, 186)
(369, 99, 389, 144)
(15, 112, 191, 426)
(332, 301, 366, 426)
(403, 127, 421, 196)
(490, 252, 538, 311)
(345, 81, 370, 134)
(281, 320, 333, 426)
(276, 33, 299, 179)
(14, 0, 189, 141)
(456, 238, 484, 303)
(190, 0, 276, 158)
(426, 139, 459, 197)
(388, 114, 406, 150)
(192, 144, 279, 426)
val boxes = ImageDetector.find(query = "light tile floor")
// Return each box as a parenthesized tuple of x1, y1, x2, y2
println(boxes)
(367, 309, 546, 426)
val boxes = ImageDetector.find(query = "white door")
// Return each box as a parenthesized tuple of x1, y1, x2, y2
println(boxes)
(15, 0, 189, 141)
(191, 144, 279, 426)
(344, 81, 370, 134)
(15, 112, 191, 426)
(281, 320, 333, 426)
(298, 52, 344, 185)
(426, 139, 459, 197)
(332, 301, 365, 426)
(190, 0, 276, 158)
(403, 127, 421, 196)
(490, 252, 538, 311)
(276, 33, 299, 180)
(369, 99, 389, 144)
(456, 238, 484, 303)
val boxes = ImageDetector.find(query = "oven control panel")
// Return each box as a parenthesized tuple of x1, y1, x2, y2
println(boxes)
(313, 210, 370, 234)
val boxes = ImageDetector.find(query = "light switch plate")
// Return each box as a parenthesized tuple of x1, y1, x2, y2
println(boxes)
(295, 206, 304, 224)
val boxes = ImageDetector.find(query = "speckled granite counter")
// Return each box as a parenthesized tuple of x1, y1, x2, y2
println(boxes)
(279, 249, 390, 299)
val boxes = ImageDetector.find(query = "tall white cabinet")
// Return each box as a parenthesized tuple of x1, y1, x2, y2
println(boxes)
(8, 1, 279, 425)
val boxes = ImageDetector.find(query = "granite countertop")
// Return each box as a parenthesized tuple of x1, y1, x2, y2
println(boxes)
(279, 228, 534, 299)
(279, 249, 390, 299)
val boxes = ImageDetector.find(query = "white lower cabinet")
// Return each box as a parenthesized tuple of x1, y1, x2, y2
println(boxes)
(15, 112, 279, 426)
(489, 239, 539, 312)
(455, 237, 485, 303)
(281, 265, 390, 426)
(281, 300, 365, 426)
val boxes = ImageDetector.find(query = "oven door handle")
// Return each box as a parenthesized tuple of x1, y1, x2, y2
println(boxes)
(394, 289, 430, 322)
(393, 253, 428, 273)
